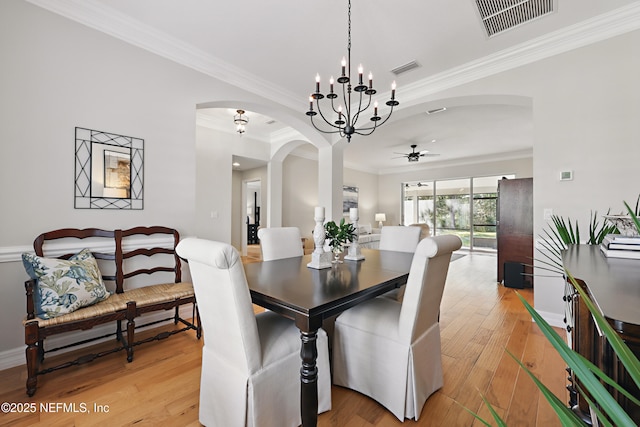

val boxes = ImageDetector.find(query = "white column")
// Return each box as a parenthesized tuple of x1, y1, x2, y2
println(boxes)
(267, 160, 283, 227)
(317, 144, 344, 222)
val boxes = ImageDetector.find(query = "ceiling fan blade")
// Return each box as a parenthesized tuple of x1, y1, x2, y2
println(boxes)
(421, 153, 440, 157)
(391, 155, 408, 159)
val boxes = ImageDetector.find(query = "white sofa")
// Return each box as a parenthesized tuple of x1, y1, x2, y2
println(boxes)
(356, 223, 381, 249)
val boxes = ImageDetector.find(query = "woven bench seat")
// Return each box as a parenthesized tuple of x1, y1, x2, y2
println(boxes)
(25, 282, 195, 328)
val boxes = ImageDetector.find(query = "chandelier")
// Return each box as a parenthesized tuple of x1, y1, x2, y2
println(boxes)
(234, 109, 248, 136)
(305, 0, 398, 142)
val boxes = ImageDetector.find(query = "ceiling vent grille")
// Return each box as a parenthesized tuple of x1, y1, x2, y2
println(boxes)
(391, 60, 420, 76)
(476, 0, 555, 37)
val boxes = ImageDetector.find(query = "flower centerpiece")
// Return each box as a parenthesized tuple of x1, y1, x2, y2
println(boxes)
(324, 218, 356, 263)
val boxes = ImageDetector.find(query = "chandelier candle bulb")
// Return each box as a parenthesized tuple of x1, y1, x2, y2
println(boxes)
(341, 57, 346, 77)
(374, 101, 378, 116)
(315, 74, 320, 93)
(358, 64, 363, 84)
(368, 72, 373, 89)
(391, 81, 396, 99)
(330, 77, 334, 93)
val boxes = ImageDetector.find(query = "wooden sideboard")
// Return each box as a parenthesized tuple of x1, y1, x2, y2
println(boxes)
(562, 245, 640, 423)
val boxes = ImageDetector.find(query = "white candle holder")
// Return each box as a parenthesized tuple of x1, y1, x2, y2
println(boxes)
(307, 207, 332, 269)
(345, 208, 365, 261)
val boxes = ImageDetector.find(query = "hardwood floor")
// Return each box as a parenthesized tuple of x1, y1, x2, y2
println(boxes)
(0, 251, 566, 426)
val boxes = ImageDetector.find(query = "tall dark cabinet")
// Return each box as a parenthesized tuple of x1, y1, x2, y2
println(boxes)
(247, 192, 260, 245)
(497, 177, 533, 286)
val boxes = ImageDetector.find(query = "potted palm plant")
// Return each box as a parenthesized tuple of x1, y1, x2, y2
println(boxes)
(470, 200, 640, 426)
(324, 218, 356, 263)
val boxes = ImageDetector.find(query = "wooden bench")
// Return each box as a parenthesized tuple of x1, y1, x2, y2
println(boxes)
(23, 226, 201, 396)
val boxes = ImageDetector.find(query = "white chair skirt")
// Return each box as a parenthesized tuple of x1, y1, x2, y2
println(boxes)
(332, 298, 443, 421)
(199, 311, 331, 427)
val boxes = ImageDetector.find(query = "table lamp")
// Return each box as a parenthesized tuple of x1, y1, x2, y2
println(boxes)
(375, 213, 386, 229)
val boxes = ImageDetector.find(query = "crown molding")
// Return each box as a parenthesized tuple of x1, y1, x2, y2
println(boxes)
(27, 1, 640, 117)
(399, 3, 640, 104)
(25, 0, 302, 110)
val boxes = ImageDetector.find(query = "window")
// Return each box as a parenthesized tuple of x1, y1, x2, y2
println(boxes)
(401, 174, 514, 250)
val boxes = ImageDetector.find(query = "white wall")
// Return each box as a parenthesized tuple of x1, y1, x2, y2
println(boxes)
(412, 30, 640, 323)
(529, 31, 640, 321)
(345, 168, 381, 227)
(282, 155, 379, 240)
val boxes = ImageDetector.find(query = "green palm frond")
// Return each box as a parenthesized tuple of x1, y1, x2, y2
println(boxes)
(624, 201, 640, 234)
(516, 291, 637, 427)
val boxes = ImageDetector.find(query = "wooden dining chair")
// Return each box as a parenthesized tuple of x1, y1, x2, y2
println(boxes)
(257, 227, 304, 261)
(176, 238, 332, 427)
(332, 235, 462, 421)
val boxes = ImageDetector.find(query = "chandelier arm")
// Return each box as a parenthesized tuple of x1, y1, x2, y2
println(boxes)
(340, 82, 351, 120)
(330, 96, 342, 115)
(342, 83, 351, 118)
(315, 99, 344, 131)
(354, 105, 396, 132)
(309, 115, 342, 135)
(351, 91, 366, 127)
(351, 92, 374, 126)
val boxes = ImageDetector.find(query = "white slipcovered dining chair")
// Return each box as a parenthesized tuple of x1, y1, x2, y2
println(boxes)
(379, 226, 422, 301)
(378, 225, 422, 253)
(332, 234, 462, 421)
(176, 238, 331, 427)
(257, 227, 304, 261)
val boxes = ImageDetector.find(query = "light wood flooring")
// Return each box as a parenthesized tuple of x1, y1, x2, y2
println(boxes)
(0, 250, 566, 426)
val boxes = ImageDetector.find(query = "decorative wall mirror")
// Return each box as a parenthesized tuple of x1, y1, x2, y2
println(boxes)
(75, 127, 144, 209)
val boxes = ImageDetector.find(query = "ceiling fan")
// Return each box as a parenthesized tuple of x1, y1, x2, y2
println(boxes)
(393, 144, 440, 162)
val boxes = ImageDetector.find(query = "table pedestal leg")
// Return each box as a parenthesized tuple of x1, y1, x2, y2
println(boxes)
(300, 329, 318, 427)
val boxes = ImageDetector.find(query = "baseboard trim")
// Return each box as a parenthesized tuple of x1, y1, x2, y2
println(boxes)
(534, 310, 566, 329)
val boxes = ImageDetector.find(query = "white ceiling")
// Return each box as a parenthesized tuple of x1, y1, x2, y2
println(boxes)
(28, 0, 640, 173)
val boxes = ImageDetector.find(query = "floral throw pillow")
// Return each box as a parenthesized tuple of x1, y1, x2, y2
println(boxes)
(22, 248, 110, 319)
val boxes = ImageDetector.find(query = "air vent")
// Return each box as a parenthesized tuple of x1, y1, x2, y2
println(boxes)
(476, 0, 555, 37)
(391, 60, 420, 76)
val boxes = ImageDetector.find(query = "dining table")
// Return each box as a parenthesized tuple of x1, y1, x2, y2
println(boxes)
(243, 248, 414, 427)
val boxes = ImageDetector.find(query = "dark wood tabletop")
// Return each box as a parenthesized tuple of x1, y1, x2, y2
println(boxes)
(562, 244, 640, 423)
(243, 248, 414, 427)
(562, 244, 640, 328)
(244, 248, 414, 330)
